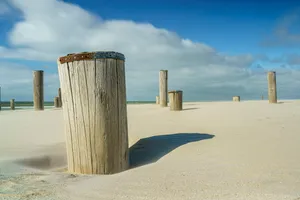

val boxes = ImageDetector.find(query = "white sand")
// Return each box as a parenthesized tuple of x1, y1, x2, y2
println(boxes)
(1, 100, 300, 200)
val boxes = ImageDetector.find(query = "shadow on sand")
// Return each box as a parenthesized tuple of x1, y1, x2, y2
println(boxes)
(14, 133, 215, 171)
(129, 133, 214, 168)
(182, 108, 199, 111)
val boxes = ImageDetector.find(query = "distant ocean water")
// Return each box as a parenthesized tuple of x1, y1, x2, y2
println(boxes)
(0, 101, 155, 111)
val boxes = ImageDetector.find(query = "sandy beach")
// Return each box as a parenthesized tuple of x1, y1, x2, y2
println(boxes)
(0, 100, 300, 200)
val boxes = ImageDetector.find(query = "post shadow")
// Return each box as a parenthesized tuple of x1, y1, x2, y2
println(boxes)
(182, 108, 199, 111)
(129, 133, 214, 168)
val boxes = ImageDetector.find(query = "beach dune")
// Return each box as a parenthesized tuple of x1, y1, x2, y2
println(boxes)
(0, 100, 300, 200)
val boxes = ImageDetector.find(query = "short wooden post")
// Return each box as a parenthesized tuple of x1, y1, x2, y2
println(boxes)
(168, 90, 183, 111)
(156, 96, 160, 104)
(54, 97, 60, 108)
(58, 88, 62, 107)
(267, 71, 277, 103)
(57, 51, 129, 175)
(10, 99, 15, 110)
(233, 96, 240, 102)
(159, 70, 168, 107)
(261, 95, 264, 100)
(33, 70, 44, 110)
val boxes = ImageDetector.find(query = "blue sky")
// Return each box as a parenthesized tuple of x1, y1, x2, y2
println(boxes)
(0, 0, 300, 101)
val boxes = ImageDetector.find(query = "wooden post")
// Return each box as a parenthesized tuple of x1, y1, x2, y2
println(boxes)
(168, 90, 183, 111)
(54, 97, 60, 108)
(33, 70, 44, 110)
(233, 96, 240, 102)
(57, 51, 129, 175)
(58, 88, 62, 107)
(159, 70, 168, 107)
(156, 96, 160, 104)
(0, 86, 1, 111)
(10, 99, 15, 110)
(267, 71, 277, 103)
(261, 95, 264, 100)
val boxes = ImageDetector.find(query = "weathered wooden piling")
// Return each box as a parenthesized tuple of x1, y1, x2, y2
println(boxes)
(168, 90, 183, 111)
(233, 96, 240, 102)
(58, 88, 62, 107)
(54, 97, 60, 108)
(267, 71, 277, 103)
(57, 51, 129, 175)
(156, 96, 160, 104)
(10, 99, 15, 110)
(33, 70, 44, 110)
(159, 70, 168, 107)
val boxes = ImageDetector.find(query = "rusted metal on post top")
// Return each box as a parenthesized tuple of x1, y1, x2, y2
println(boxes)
(168, 90, 182, 93)
(58, 51, 125, 64)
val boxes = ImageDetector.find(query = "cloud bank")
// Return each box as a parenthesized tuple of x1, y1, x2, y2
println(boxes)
(0, 0, 299, 101)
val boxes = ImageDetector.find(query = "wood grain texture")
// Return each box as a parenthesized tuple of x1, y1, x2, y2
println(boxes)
(159, 70, 168, 107)
(33, 70, 44, 110)
(58, 88, 62, 107)
(54, 97, 60, 108)
(10, 99, 15, 110)
(267, 71, 277, 103)
(232, 96, 240, 102)
(168, 90, 183, 111)
(57, 58, 129, 175)
(156, 96, 160, 104)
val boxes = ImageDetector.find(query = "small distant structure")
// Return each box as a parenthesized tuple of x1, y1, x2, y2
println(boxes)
(261, 95, 264, 100)
(156, 96, 160, 104)
(233, 96, 240, 102)
(10, 99, 15, 110)
(168, 90, 183, 111)
(58, 88, 62, 107)
(54, 97, 60, 108)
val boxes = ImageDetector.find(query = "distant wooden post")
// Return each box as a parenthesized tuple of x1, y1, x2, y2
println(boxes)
(33, 70, 44, 110)
(267, 71, 277, 103)
(233, 96, 240, 102)
(261, 95, 264, 100)
(159, 70, 168, 107)
(10, 99, 15, 110)
(58, 88, 62, 107)
(156, 96, 160, 104)
(54, 97, 60, 108)
(0, 86, 1, 111)
(57, 51, 129, 175)
(168, 90, 183, 111)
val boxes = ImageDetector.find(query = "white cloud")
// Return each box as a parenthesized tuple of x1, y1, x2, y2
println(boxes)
(261, 9, 300, 47)
(0, 0, 299, 101)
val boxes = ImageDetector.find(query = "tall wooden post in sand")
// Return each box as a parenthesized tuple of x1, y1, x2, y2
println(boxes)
(168, 90, 183, 111)
(267, 71, 277, 103)
(54, 97, 60, 108)
(58, 88, 62, 107)
(57, 51, 129, 175)
(10, 99, 15, 110)
(233, 96, 240, 102)
(33, 70, 44, 110)
(159, 70, 168, 107)
(156, 96, 160, 104)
